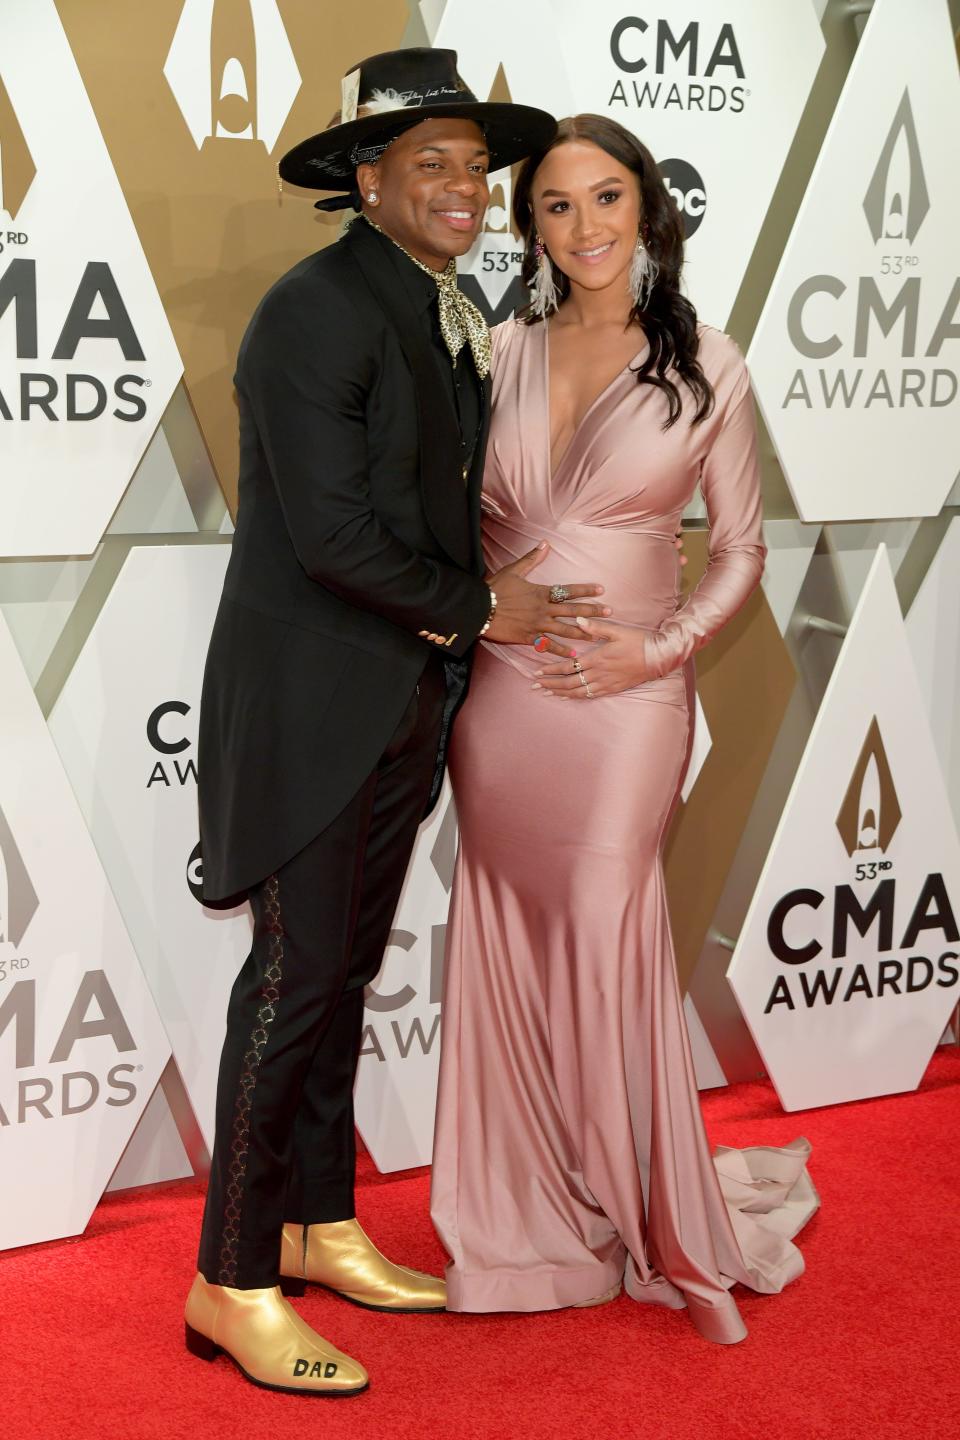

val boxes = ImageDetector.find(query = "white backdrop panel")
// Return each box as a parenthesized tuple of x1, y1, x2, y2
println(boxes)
(48, 546, 249, 1156)
(728, 547, 960, 1110)
(906, 518, 960, 821)
(552, 0, 825, 328)
(435, 1, 824, 330)
(749, 0, 960, 521)
(0, 613, 170, 1248)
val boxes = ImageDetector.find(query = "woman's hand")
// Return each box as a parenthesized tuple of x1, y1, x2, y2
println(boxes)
(533, 617, 656, 699)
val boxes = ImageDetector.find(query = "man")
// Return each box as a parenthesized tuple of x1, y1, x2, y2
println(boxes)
(184, 48, 607, 1396)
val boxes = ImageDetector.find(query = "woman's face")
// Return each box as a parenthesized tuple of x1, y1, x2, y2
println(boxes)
(531, 139, 642, 297)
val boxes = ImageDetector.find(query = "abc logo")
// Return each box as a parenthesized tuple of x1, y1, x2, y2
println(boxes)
(658, 158, 707, 238)
(186, 840, 204, 903)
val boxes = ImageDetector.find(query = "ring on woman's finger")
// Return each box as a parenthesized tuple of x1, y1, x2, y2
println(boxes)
(585, 682, 595, 697)
(549, 584, 570, 604)
(572, 658, 584, 674)
(576, 670, 588, 688)
(533, 633, 550, 653)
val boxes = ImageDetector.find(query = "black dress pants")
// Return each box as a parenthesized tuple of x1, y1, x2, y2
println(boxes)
(198, 656, 446, 1288)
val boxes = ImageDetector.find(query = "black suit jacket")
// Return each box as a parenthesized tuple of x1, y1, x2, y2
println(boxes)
(198, 219, 491, 901)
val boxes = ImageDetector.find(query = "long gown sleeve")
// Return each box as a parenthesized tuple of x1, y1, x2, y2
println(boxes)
(644, 361, 766, 679)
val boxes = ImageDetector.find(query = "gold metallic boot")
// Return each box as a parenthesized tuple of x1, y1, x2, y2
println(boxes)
(280, 1220, 446, 1312)
(184, 1273, 368, 1396)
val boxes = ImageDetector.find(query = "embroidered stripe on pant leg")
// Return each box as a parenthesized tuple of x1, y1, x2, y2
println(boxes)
(217, 873, 285, 1286)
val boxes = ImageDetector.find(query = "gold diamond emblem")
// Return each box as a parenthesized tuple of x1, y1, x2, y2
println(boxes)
(0, 73, 36, 220)
(835, 716, 902, 857)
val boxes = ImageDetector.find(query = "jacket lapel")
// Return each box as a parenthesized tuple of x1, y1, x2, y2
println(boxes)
(346, 222, 472, 570)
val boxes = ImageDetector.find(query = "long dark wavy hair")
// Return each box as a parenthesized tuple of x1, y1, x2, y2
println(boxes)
(513, 115, 714, 429)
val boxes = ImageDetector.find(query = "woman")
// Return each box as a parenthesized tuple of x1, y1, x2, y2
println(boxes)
(430, 116, 817, 1345)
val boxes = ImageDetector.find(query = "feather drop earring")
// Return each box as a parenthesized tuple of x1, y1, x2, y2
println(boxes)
(530, 233, 559, 317)
(629, 232, 659, 310)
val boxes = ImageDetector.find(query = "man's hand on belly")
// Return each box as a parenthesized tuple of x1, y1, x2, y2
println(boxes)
(484, 541, 611, 659)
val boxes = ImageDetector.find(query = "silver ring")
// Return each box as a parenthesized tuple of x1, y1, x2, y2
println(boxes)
(577, 671, 587, 688)
(572, 658, 584, 674)
(585, 683, 595, 698)
(549, 584, 570, 604)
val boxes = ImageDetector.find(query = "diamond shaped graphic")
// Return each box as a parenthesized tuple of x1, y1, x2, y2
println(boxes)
(68, 0, 401, 511)
(0, 803, 39, 949)
(727, 547, 960, 1110)
(835, 716, 902, 856)
(862, 89, 929, 245)
(0, 611, 170, 1250)
(164, 0, 302, 152)
(0, 72, 36, 220)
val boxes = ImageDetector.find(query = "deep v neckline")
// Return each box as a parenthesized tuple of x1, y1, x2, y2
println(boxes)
(544, 321, 647, 482)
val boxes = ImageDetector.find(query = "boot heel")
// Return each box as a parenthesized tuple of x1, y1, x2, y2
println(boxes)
(185, 1322, 219, 1361)
(279, 1275, 307, 1298)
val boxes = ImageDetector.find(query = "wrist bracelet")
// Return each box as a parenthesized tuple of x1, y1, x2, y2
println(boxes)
(478, 588, 497, 637)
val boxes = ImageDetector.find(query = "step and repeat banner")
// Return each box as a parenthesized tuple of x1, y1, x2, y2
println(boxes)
(1, 0, 959, 1246)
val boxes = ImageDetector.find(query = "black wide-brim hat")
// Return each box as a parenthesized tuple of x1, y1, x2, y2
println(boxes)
(278, 47, 556, 191)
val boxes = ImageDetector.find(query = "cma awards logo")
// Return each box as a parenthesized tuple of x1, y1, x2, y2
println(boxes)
(762, 717, 959, 1017)
(146, 700, 198, 790)
(143, 700, 205, 902)
(0, 77, 151, 424)
(164, 0, 302, 152)
(0, 805, 139, 1127)
(862, 90, 929, 246)
(609, 16, 747, 115)
(782, 87, 958, 413)
(835, 717, 901, 859)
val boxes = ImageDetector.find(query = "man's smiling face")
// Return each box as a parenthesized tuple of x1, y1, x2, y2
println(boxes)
(358, 117, 490, 271)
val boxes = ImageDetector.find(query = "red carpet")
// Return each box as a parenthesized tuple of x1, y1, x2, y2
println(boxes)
(4, 1052, 959, 1440)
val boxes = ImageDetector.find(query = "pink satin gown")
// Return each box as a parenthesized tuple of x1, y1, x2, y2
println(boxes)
(430, 319, 818, 1345)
